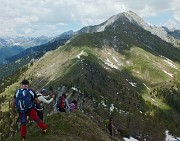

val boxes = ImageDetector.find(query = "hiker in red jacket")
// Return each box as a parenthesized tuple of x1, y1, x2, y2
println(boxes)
(12, 80, 47, 140)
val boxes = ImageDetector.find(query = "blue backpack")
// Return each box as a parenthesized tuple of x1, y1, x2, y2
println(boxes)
(15, 89, 34, 113)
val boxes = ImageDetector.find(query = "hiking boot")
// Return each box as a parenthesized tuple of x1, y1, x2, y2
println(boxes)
(41, 129, 47, 134)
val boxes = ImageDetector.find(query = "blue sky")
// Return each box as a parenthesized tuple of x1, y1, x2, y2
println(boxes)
(144, 12, 174, 27)
(0, 0, 179, 37)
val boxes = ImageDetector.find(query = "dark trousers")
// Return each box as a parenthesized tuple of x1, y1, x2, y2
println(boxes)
(108, 127, 112, 136)
(59, 108, 66, 112)
(37, 110, 44, 121)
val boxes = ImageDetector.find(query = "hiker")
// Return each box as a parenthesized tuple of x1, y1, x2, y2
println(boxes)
(105, 117, 113, 136)
(12, 79, 47, 140)
(70, 100, 78, 112)
(35, 88, 55, 121)
(56, 93, 70, 112)
(55, 85, 67, 104)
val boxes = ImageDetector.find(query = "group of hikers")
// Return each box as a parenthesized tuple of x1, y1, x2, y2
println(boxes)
(12, 79, 113, 140)
(12, 79, 77, 140)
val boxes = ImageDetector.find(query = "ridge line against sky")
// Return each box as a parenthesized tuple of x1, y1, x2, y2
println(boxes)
(0, 0, 179, 37)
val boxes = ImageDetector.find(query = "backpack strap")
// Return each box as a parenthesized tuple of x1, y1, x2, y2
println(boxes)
(16, 88, 35, 98)
(28, 89, 35, 98)
(15, 89, 20, 97)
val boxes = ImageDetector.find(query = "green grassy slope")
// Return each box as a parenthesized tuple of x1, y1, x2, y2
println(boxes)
(1, 44, 180, 140)
(7, 111, 112, 141)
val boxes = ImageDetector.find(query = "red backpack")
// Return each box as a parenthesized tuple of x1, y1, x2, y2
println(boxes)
(57, 96, 66, 109)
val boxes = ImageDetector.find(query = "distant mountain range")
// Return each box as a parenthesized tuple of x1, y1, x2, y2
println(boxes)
(0, 36, 52, 64)
(0, 31, 74, 81)
(0, 36, 52, 49)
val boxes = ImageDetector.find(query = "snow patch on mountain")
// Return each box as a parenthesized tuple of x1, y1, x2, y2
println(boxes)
(101, 100, 107, 107)
(129, 82, 137, 87)
(143, 83, 150, 90)
(151, 98, 156, 102)
(119, 109, 129, 115)
(112, 56, 118, 62)
(36, 72, 42, 77)
(107, 52, 123, 68)
(104, 59, 118, 69)
(77, 50, 84, 59)
(163, 59, 178, 69)
(110, 104, 114, 112)
(159, 55, 178, 69)
(77, 50, 88, 59)
(108, 52, 111, 55)
(165, 130, 180, 141)
(126, 79, 137, 87)
(71, 86, 79, 92)
(50, 63, 55, 68)
(162, 70, 173, 77)
(124, 137, 139, 141)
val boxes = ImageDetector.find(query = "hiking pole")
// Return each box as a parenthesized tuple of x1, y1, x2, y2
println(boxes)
(14, 115, 20, 135)
(12, 113, 16, 141)
(49, 86, 55, 100)
(50, 86, 57, 101)
(49, 86, 56, 114)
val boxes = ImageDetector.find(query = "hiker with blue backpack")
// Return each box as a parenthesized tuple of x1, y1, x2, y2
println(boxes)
(35, 88, 55, 121)
(12, 79, 47, 140)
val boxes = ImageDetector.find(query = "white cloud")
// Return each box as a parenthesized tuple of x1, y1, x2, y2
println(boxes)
(165, 19, 178, 29)
(0, 0, 179, 37)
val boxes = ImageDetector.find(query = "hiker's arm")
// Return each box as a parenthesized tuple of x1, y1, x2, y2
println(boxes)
(65, 99, 70, 109)
(34, 97, 40, 104)
(44, 95, 50, 99)
(38, 95, 54, 104)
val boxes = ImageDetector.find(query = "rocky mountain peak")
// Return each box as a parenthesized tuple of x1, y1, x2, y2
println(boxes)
(78, 10, 180, 48)
(78, 10, 153, 34)
(122, 11, 149, 28)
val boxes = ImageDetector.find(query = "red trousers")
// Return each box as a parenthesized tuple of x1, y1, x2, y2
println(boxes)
(19, 108, 47, 137)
